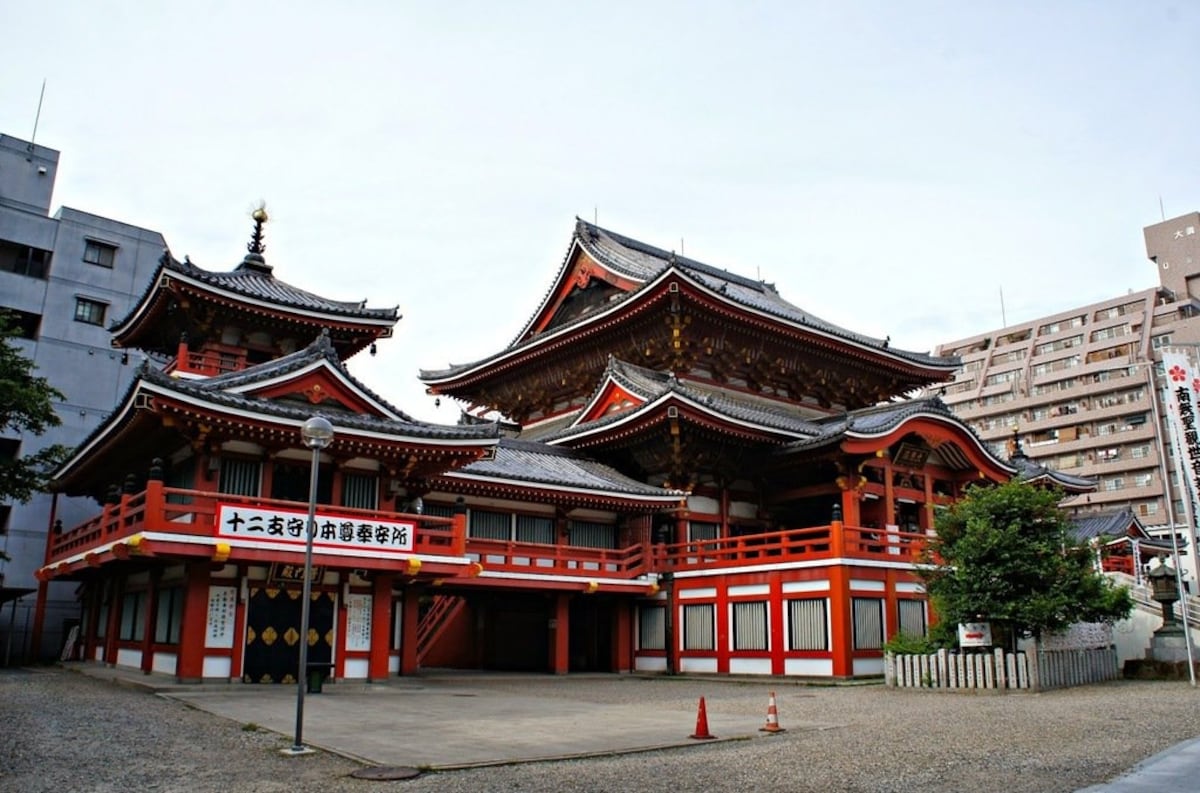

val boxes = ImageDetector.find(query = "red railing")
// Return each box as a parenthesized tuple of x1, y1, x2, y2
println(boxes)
(46, 484, 459, 564)
(652, 523, 930, 571)
(47, 485, 933, 576)
(466, 538, 648, 578)
(163, 350, 245, 377)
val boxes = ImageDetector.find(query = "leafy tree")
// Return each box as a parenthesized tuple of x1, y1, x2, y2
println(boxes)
(919, 479, 1133, 651)
(0, 312, 72, 560)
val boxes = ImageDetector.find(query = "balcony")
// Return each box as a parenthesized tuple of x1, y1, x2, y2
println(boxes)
(651, 523, 929, 571)
(44, 483, 462, 573)
(163, 350, 246, 378)
(43, 485, 931, 583)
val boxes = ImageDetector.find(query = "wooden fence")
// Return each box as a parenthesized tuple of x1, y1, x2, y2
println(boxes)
(886, 644, 1119, 691)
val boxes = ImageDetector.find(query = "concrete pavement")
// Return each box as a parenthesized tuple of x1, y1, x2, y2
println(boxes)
(63, 663, 1200, 789)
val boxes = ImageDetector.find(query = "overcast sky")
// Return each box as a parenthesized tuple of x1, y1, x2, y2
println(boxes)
(4, 2, 1198, 422)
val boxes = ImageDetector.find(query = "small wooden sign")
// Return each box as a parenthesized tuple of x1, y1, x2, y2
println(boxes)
(268, 561, 324, 586)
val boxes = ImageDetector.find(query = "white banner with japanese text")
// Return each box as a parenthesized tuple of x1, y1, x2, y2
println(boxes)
(215, 503, 415, 555)
(1160, 351, 1200, 524)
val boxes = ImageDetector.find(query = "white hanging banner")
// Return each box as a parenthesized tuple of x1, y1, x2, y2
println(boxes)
(1161, 351, 1200, 522)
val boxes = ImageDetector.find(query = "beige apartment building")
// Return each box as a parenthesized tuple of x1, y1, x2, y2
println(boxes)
(934, 211, 1200, 555)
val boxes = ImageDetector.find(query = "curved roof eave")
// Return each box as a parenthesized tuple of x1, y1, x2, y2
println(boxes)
(422, 265, 953, 388)
(548, 388, 817, 447)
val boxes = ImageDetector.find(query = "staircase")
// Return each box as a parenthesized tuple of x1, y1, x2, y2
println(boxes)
(416, 594, 465, 666)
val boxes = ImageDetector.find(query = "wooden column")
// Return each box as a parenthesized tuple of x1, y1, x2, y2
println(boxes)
(83, 582, 103, 661)
(230, 572, 247, 681)
(613, 602, 632, 673)
(103, 575, 124, 667)
(399, 588, 421, 675)
(828, 514, 853, 677)
(549, 593, 570, 674)
(769, 576, 786, 676)
(176, 562, 210, 683)
(827, 565, 853, 678)
(139, 571, 161, 674)
(368, 574, 394, 681)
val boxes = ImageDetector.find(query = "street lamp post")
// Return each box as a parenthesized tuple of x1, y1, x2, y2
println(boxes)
(288, 415, 334, 755)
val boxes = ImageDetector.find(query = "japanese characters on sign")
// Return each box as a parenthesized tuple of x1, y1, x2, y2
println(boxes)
(1161, 351, 1200, 522)
(345, 593, 373, 652)
(215, 504, 416, 555)
(267, 562, 324, 585)
(206, 586, 237, 649)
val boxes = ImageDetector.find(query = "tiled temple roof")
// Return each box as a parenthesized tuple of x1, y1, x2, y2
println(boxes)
(110, 248, 397, 334)
(447, 438, 684, 499)
(420, 219, 956, 383)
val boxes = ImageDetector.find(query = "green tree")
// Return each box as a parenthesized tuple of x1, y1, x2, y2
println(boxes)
(0, 312, 72, 561)
(919, 479, 1133, 651)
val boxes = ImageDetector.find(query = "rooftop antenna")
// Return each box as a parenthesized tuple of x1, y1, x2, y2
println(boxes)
(28, 78, 46, 154)
(593, 206, 598, 225)
(680, 238, 685, 256)
(999, 285, 1007, 327)
(1159, 195, 1166, 222)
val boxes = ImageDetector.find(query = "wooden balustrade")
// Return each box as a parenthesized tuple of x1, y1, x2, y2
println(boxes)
(652, 524, 930, 571)
(47, 486, 459, 564)
(48, 486, 932, 575)
(466, 538, 647, 578)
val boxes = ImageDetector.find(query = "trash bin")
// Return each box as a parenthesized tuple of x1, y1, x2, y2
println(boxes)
(306, 663, 332, 694)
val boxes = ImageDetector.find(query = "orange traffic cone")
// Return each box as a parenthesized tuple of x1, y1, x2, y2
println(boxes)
(759, 690, 785, 734)
(690, 696, 717, 740)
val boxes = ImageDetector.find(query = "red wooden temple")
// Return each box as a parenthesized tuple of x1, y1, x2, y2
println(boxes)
(35, 214, 1090, 683)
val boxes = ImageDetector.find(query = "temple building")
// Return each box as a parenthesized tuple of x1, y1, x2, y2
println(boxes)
(35, 215, 1084, 682)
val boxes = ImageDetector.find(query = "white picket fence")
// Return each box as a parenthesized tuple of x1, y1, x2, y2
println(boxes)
(886, 644, 1119, 691)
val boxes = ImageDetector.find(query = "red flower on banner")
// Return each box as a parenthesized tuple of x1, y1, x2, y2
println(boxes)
(1192, 377, 1200, 394)
(1169, 365, 1187, 382)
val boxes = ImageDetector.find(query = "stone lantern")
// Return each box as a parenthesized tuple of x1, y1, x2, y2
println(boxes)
(1147, 555, 1182, 636)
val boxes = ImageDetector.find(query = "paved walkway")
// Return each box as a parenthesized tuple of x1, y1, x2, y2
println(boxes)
(67, 664, 807, 769)
(65, 663, 1200, 789)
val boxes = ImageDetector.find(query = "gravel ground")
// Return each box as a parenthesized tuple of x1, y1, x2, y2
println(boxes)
(4, 667, 1200, 793)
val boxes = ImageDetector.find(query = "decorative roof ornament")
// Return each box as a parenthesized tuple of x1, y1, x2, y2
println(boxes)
(238, 204, 273, 274)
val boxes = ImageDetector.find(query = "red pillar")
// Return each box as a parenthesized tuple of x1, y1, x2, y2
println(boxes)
(103, 576, 124, 666)
(83, 582, 102, 661)
(140, 573, 161, 674)
(230, 574, 247, 681)
(827, 564, 853, 678)
(29, 493, 60, 662)
(549, 593, 570, 674)
(613, 602, 632, 672)
(368, 574, 394, 681)
(715, 583, 729, 674)
(769, 576, 786, 675)
(176, 562, 210, 683)
(399, 588, 421, 675)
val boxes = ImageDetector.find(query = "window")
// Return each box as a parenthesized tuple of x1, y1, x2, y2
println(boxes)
(154, 587, 184, 644)
(341, 473, 378, 510)
(218, 458, 261, 497)
(119, 591, 147, 641)
(732, 601, 768, 651)
(1, 308, 41, 339)
(682, 604, 715, 650)
(568, 520, 617, 549)
(638, 605, 666, 650)
(852, 598, 884, 650)
(0, 240, 51, 278)
(83, 240, 117, 268)
(515, 514, 554, 545)
(468, 509, 510, 540)
(73, 297, 108, 326)
(897, 599, 927, 638)
(787, 598, 828, 651)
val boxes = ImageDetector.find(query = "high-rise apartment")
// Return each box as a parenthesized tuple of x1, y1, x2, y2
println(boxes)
(0, 133, 166, 660)
(935, 211, 1200, 581)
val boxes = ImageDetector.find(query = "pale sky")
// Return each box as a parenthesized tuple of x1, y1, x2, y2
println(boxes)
(4, 1, 1198, 422)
